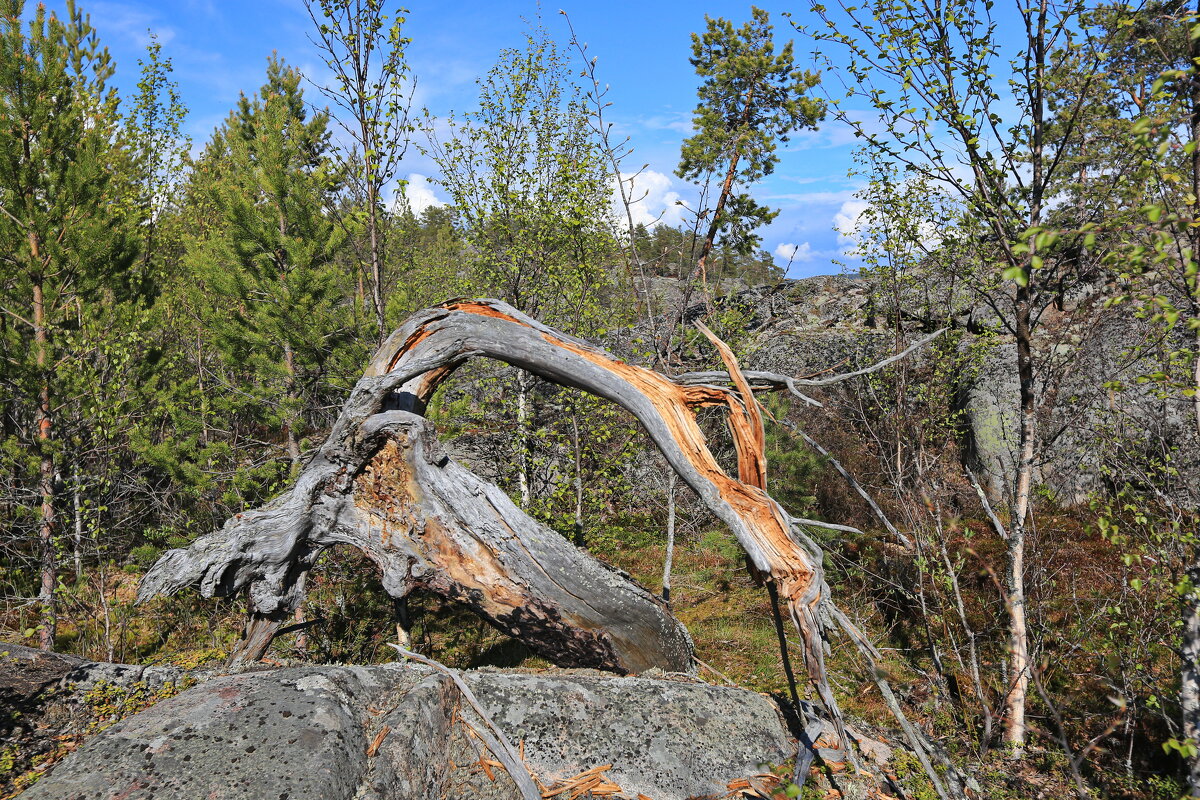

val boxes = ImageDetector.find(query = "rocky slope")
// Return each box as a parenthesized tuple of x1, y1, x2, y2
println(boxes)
(711, 276, 1200, 506)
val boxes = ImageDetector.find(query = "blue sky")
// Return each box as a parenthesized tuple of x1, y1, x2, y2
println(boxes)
(47, 0, 878, 278)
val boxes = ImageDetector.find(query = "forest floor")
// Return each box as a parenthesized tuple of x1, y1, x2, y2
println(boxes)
(0, 511, 1177, 800)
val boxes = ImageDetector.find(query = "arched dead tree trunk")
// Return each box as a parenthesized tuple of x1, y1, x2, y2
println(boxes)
(137, 300, 844, 734)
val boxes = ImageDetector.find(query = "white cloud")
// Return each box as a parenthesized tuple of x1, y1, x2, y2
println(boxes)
(641, 111, 694, 135)
(832, 189, 947, 260)
(88, 2, 176, 47)
(611, 169, 691, 230)
(834, 199, 870, 256)
(774, 242, 814, 264)
(396, 173, 445, 216)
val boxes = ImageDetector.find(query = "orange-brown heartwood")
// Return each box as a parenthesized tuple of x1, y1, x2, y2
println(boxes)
(137, 299, 848, 747)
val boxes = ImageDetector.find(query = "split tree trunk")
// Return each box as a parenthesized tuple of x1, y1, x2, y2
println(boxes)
(137, 300, 843, 736)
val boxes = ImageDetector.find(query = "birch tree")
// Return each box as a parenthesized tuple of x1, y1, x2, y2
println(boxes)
(421, 24, 620, 510)
(801, 0, 1126, 754)
(305, 0, 414, 343)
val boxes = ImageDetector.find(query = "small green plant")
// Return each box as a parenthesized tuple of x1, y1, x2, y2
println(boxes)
(79, 679, 183, 735)
(890, 749, 940, 800)
(1144, 773, 1186, 800)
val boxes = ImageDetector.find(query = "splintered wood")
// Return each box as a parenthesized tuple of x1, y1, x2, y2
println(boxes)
(724, 773, 785, 798)
(378, 299, 817, 609)
(371, 299, 845, 734)
(539, 764, 623, 799)
(139, 297, 838, 726)
(365, 725, 391, 757)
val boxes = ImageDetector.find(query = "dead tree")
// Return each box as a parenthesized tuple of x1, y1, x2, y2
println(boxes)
(138, 299, 965, 795)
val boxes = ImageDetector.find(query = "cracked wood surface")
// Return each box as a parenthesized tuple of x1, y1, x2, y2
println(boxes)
(137, 300, 830, 700)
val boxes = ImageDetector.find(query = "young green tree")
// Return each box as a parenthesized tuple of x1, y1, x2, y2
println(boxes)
(185, 57, 347, 477)
(423, 25, 617, 332)
(422, 23, 624, 512)
(677, 7, 823, 287)
(305, 0, 414, 343)
(125, 32, 190, 282)
(0, 0, 138, 649)
(1091, 3, 1200, 789)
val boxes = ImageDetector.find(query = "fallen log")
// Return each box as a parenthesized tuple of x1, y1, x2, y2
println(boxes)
(137, 300, 831, 718)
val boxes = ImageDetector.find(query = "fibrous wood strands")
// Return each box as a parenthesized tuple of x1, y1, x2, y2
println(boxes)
(137, 299, 846, 737)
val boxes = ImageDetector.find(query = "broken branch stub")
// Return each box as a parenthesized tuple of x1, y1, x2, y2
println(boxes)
(137, 300, 833, 709)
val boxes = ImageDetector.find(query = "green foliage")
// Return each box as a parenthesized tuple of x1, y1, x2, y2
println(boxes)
(305, 0, 415, 340)
(423, 20, 619, 334)
(0, 0, 142, 642)
(124, 31, 189, 287)
(183, 56, 351, 479)
(763, 396, 823, 518)
(677, 7, 823, 256)
(79, 679, 187, 735)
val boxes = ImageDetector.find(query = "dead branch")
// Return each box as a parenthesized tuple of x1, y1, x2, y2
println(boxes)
(389, 643, 541, 800)
(674, 327, 948, 395)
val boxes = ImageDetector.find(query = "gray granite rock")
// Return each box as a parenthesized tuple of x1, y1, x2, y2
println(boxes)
(18, 661, 797, 800)
(462, 670, 793, 799)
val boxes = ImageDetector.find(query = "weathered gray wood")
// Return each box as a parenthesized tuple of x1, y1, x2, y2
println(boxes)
(344, 413, 694, 672)
(138, 301, 815, 687)
(141, 409, 692, 673)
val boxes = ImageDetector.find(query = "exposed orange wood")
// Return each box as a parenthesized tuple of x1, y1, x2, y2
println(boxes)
(695, 321, 767, 491)
(444, 299, 529, 323)
(356, 440, 529, 614)
(376, 300, 815, 621)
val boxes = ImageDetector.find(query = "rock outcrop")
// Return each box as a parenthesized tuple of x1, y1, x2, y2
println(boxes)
(11, 649, 803, 800)
(694, 276, 1200, 506)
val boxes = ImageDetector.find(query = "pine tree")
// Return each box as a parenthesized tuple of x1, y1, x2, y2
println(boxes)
(0, 0, 139, 648)
(185, 57, 348, 479)
(677, 7, 823, 282)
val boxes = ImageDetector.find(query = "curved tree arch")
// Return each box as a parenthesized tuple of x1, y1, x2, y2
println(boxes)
(140, 300, 842, 728)
(139, 299, 974, 798)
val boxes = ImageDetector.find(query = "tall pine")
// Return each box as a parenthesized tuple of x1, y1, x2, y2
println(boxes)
(185, 57, 347, 482)
(0, 0, 139, 649)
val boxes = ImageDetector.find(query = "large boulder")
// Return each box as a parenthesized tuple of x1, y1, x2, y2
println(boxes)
(16, 660, 797, 800)
(1, 643, 204, 797)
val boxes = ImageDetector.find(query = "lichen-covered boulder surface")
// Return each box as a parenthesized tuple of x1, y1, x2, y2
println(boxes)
(4, 644, 805, 800)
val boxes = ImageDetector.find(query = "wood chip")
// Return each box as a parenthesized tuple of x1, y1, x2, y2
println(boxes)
(567, 775, 602, 800)
(542, 764, 620, 799)
(365, 725, 391, 757)
(479, 753, 495, 782)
